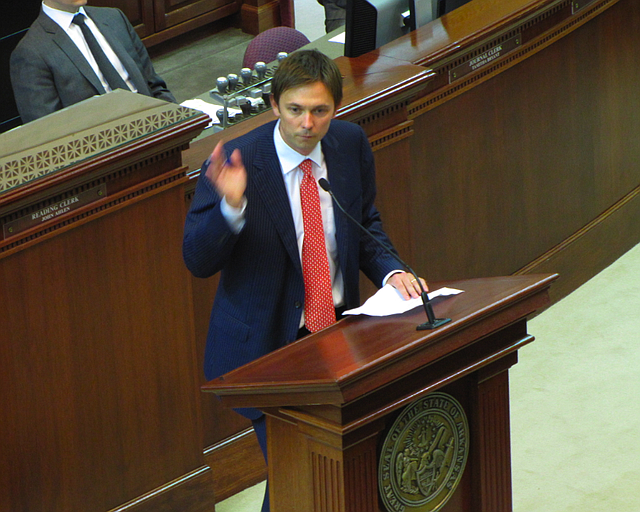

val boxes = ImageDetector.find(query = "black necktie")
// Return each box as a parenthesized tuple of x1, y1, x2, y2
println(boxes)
(72, 13, 128, 92)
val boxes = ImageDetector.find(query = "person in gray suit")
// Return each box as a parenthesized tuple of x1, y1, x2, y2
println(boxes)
(10, 0, 175, 124)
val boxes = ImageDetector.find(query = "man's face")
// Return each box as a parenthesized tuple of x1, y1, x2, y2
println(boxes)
(271, 81, 337, 156)
(43, 0, 87, 13)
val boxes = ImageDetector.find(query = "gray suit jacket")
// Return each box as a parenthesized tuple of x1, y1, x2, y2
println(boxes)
(10, 6, 175, 124)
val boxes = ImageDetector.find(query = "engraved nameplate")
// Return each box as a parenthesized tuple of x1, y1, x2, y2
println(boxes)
(449, 34, 521, 83)
(572, 0, 598, 14)
(3, 184, 106, 240)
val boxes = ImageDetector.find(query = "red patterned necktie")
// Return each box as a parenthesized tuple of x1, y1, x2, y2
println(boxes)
(299, 159, 336, 332)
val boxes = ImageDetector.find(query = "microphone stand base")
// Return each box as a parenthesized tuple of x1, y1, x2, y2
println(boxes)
(416, 317, 452, 330)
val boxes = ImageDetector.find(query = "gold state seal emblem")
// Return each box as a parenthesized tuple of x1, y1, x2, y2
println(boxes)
(378, 392, 469, 512)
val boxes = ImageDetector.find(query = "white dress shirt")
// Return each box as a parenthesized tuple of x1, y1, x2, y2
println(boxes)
(42, 3, 136, 94)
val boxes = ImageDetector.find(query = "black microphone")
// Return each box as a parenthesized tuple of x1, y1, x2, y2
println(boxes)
(318, 178, 450, 330)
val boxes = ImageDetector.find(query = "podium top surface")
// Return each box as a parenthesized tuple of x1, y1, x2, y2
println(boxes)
(202, 273, 557, 406)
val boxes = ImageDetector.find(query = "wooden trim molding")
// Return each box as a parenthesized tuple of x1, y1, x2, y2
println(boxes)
(107, 467, 214, 512)
(204, 428, 268, 502)
(368, 121, 414, 152)
(515, 183, 640, 303)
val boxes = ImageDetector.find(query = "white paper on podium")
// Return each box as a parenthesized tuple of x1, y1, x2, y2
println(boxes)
(343, 284, 463, 317)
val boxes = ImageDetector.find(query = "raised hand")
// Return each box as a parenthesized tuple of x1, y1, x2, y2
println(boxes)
(204, 141, 247, 208)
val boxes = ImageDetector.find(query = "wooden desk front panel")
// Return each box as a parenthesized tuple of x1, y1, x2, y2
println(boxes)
(0, 185, 213, 512)
(371, 0, 640, 301)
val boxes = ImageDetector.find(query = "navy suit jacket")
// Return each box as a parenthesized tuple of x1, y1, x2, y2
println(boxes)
(10, 6, 175, 123)
(183, 120, 402, 386)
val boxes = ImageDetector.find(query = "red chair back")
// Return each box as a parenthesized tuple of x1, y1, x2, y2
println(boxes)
(243, 27, 311, 69)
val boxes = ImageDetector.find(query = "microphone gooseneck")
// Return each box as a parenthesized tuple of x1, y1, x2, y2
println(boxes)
(318, 178, 450, 330)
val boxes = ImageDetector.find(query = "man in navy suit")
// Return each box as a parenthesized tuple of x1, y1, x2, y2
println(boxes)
(183, 50, 426, 511)
(10, 0, 175, 123)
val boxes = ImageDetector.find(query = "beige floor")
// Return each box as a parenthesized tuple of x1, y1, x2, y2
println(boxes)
(216, 243, 640, 511)
(510, 243, 640, 511)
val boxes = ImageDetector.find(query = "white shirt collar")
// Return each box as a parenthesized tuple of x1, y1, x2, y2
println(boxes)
(42, 3, 87, 29)
(273, 120, 324, 176)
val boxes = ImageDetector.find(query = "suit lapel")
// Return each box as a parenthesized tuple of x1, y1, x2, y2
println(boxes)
(251, 134, 303, 276)
(39, 12, 104, 94)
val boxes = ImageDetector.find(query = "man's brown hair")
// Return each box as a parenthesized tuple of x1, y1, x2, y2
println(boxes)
(271, 49, 343, 108)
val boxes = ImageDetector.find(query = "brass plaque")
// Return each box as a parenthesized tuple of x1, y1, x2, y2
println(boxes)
(449, 34, 521, 83)
(379, 392, 469, 512)
(3, 184, 106, 239)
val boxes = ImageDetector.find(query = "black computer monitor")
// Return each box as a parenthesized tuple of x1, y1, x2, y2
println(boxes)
(344, 0, 412, 58)
(344, 0, 474, 59)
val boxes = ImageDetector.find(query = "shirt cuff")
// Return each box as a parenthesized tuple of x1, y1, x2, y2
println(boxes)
(382, 269, 404, 287)
(220, 196, 247, 234)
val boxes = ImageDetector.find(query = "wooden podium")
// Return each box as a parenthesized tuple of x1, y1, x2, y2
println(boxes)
(203, 273, 557, 512)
